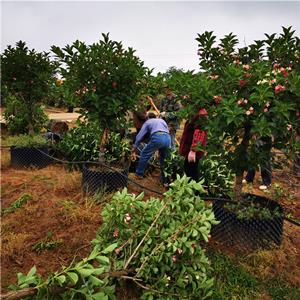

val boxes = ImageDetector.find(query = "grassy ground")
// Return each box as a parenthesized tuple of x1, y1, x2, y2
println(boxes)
(1, 134, 299, 298)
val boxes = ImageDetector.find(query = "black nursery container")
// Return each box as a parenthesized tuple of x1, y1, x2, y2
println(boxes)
(211, 194, 284, 251)
(82, 163, 128, 194)
(10, 145, 51, 168)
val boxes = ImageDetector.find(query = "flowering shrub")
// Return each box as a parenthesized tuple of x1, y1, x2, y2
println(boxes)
(194, 27, 300, 199)
(51, 34, 148, 133)
(1, 41, 56, 134)
(93, 175, 218, 299)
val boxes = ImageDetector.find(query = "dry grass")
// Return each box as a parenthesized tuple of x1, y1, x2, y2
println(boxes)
(1, 233, 30, 258)
(0, 148, 10, 169)
(241, 226, 300, 286)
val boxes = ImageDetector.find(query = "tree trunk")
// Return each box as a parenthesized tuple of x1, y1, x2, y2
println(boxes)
(98, 127, 109, 162)
(234, 124, 251, 202)
(234, 172, 244, 202)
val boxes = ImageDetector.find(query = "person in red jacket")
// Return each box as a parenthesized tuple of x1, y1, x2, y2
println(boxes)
(179, 108, 208, 181)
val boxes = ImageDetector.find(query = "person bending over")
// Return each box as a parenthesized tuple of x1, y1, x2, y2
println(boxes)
(132, 112, 171, 181)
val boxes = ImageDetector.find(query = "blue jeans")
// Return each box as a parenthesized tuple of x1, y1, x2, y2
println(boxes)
(136, 132, 171, 179)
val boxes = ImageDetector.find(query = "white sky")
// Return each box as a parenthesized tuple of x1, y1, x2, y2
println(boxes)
(1, 1, 300, 73)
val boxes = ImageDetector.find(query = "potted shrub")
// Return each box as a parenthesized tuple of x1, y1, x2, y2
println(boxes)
(58, 122, 131, 193)
(191, 27, 300, 249)
(1, 41, 57, 168)
(5, 134, 50, 168)
(52, 34, 148, 193)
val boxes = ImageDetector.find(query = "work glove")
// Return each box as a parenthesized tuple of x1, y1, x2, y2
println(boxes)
(188, 150, 196, 163)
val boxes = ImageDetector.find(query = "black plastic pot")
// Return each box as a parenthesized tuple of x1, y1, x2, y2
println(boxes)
(10, 145, 51, 168)
(211, 194, 284, 251)
(82, 163, 128, 194)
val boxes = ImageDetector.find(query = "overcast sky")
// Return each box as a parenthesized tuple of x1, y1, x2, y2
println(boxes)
(1, 1, 300, 73)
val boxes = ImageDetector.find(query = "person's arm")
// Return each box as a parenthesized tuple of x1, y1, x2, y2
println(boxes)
(133, 122, 149, 150)
(187, 129, 207, 162)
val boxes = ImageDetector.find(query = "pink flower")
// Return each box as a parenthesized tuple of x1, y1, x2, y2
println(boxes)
(263, 107, 269, 113)
(213, 95, 222, 104)
(115, 248, 121, 255)
(177, 248, 183, 254)
(249, 107, 254, 113)
(12, 77, 16, 81)
(243, 99, 248, 104)
(270, 79, 276, 85)
(275, 85, 286, 94)
(280, 67, 289, 78)
(243, 64, 251, 71)
(246, 110, 251, 115)
(92, 85, 97, 92)
(234, 59, 241, 65)
(273, 63, 280, 69)
(113, 229, 119, 237)
(238, 80, 248, 87)
(172, 255, 177, 263)
(265, 102, 270, 107)
(237, 99, 243, 105)
(243, 73, 252, 79)
(124, 213, 132, 223)
(287, 124, 292, 131)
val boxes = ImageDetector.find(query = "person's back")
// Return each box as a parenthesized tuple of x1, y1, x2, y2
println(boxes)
(132, 112, 171, 181)
(139, 118, 169, 137)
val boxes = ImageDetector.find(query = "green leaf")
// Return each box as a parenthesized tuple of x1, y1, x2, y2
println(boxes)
(56, 275, 66, 285)
(93, 267, 106, 276)
(95, 256, 110, 265)
(88, 247, 100, 260)
(78, 268, 94, 277)
(102, 243, 118, 254)
(67, 272, 78, 284)
(27, 266, 37, 277)
(92, 292, 108, 300)
(89, 275, 104, 286)
(17, 273, 26, 284)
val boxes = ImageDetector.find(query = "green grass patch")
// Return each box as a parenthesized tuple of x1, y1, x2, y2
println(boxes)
(32, 232, 64, 253)
(266, 278, 300, 300)
(209, 251, 260, 299)
(1, 193, 33, 215)
(3, 134, 47, 148)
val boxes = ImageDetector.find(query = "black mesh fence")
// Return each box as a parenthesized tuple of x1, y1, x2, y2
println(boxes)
(210, 198, 284, 252)
(10, 145, 51, 168)
(2, 145, 299, 253)
(82, 162, 129, 194)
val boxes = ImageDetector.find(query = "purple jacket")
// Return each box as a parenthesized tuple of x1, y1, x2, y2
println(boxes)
(133, 118, 169, 149)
